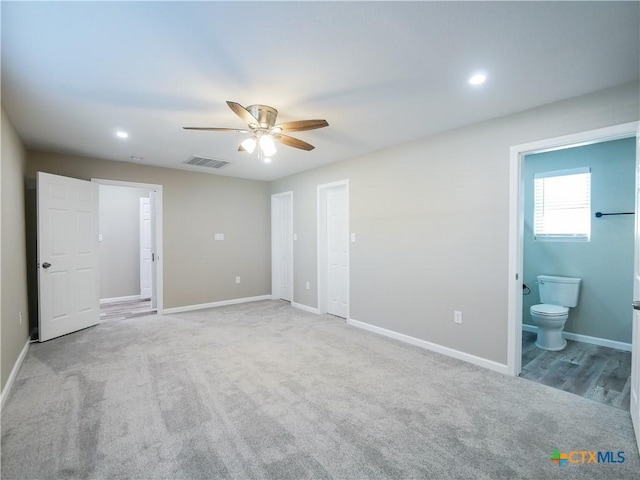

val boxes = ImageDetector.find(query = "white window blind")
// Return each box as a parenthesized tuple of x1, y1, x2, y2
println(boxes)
(534, 167, 591, 241)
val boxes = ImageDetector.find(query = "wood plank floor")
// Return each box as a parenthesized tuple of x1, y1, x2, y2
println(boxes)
(100, 298, 156, 321)
(520, 331, 631, 410)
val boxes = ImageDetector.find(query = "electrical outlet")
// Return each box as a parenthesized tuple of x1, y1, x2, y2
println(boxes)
(235, 276, 241, 284)
(19, 311, 23, 325)
(454, 310, 463, 325)
(306, 281, 310, 290)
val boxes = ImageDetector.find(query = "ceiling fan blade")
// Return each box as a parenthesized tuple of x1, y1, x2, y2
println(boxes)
(274, 119, 329, 133)
(273, 134, 315, 151)
(183, 127, 249, 132)
(227, 101, 260, 128)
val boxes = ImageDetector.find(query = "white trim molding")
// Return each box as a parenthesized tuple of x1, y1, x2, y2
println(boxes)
(100, 295, 141, 304)
(292, 302, 320, 315)
(162, 295, 271, 315)
(522, 324, 632, 352)
(1, 340, 30, 410)
(348, 318, 509, 375)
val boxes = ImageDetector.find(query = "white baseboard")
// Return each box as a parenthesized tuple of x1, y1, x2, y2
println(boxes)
(163, 295, 271, 315)
(292, 302, 320, 315)
(522, 324, 631, 352)
(348, 318, 509, 375)
(100, 295, 141, 304)
(1, 339, 30, 410)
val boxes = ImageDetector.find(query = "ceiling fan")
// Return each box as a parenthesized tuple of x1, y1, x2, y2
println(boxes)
(183, 101, 329, 161)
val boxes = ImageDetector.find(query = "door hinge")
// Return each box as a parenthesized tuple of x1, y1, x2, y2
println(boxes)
(152, 253, 155, 262)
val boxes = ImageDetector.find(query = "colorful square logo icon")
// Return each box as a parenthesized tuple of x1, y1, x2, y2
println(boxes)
(551, 449, 568, 467)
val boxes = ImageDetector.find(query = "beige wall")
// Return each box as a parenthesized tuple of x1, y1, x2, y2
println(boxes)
(26, 152, 271, 310)
(270, 81, 640, 366)
(1, 108, 30, 391)
(99, 184, 152, 300)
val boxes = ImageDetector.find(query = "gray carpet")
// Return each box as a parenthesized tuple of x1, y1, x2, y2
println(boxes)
(1, 300, 638, 479)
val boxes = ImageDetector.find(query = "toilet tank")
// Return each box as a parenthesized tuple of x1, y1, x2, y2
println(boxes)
(537, 275, 581, 307)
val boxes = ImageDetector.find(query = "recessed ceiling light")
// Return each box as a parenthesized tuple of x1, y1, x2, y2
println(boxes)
(116, 131, 129, 139)
(469, 73, 487, 85)
(263, 157, 272, 164)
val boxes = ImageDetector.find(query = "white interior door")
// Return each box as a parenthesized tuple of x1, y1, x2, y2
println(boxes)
(631, 134, 640, 452)
(271, 193, 293, 301)
(139, 197, 152, 300)
(38, 172, 99, 342)
(326, 187, 348, 318)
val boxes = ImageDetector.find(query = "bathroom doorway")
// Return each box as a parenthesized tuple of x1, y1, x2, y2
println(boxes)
(507, 122, 638, 410)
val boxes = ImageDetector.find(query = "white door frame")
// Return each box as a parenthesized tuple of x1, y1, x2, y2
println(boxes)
(271, 191, 294, 301)
(317, 180, 350, 318)
(93, 178, 164, 314)
(507, 121, 639, 377)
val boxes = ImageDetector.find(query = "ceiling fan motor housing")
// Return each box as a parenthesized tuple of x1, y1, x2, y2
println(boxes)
(246, 105, 278, 129)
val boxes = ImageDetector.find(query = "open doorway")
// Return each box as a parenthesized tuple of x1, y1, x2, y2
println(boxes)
(94, 179, 163, 320)
(507, 122, 640, 423)
(508, 122, 638, 373)
(518, 138, 635, 409)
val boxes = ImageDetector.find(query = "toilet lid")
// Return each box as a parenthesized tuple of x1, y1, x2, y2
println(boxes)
(531, 304, 569, 316)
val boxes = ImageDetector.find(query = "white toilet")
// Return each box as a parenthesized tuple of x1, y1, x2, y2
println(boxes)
(530, 275, 581, 351)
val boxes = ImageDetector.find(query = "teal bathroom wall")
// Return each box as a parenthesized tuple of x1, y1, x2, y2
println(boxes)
(523, 137, 636, 344)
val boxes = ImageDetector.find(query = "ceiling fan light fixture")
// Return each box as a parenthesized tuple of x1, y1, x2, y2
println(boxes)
(260, 135, 277, 157)
(241, 137, 257, 154)
(184, 101, 329, 158)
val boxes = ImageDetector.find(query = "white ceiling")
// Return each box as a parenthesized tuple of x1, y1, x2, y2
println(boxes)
(2, 1, 638, 182)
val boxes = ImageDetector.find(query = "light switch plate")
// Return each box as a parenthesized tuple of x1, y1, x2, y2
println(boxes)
(214, 233, 224, 241)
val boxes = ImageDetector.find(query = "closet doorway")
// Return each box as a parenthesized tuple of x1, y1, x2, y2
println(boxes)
(317, 180, 349, 319)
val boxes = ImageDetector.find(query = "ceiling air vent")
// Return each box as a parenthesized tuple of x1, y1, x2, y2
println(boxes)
(183, 155, 231, 169)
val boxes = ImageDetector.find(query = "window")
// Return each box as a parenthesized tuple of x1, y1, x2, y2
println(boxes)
(534, 167, 591, 241)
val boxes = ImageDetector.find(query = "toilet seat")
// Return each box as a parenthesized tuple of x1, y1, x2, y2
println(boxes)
(531, 304, 569, 317)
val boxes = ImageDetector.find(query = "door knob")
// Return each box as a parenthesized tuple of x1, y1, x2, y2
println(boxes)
(633, 301, 640, 311)
(42, 262, 52, 269)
